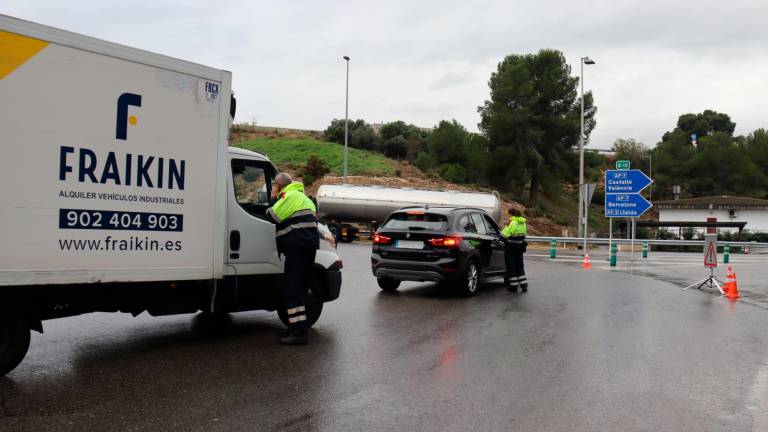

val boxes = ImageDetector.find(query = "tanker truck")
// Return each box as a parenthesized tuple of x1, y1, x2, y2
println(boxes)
(316, 184, 503, 241)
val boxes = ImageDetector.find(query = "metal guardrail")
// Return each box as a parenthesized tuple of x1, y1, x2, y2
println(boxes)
(526, 236, 768, 248)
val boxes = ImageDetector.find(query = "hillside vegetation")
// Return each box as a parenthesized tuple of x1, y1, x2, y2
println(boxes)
(236, 138, 396, 177)
(230, 127, 577, 236)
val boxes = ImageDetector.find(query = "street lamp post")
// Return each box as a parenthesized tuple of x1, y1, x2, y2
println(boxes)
(643, 152, 653, 201)
(578, 56, 595, 242)
(343, 56, 350, 183)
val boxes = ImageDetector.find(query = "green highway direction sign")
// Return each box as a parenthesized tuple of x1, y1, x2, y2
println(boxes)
(616, 160, 630, 170)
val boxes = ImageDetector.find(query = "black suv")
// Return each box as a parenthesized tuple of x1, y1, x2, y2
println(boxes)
(371, 207, 506, 296)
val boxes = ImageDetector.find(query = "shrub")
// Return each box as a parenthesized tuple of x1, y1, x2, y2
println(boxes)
(298, 155, 330, 187)
(682, 227, 695, 240)
(302, 156, 330, 178)
(657, 228, 677, 240)
(438, 163, 468, 183)
(415, 153, 433, 172)
(302, 173, 316, 186)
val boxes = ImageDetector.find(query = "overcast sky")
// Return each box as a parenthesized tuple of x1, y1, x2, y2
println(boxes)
(6, 1, 768, 149)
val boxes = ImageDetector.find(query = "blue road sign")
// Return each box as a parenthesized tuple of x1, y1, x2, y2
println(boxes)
(605, 193, 653, 218)
(605, 170, 653, 194)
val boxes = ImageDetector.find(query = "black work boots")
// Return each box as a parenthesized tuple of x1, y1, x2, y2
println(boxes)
(280, 333, 308, 345)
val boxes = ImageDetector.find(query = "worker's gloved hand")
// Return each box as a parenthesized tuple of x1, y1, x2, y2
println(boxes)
(322, 232, 336, 249)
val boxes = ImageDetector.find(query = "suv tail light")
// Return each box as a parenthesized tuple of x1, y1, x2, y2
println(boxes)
(373, 233, 392, 245)
(427, 236, 463, 248)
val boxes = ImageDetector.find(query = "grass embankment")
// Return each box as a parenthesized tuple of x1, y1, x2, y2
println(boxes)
(235, 138, 396, 177)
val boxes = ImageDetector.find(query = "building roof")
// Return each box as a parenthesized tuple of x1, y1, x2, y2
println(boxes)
(656, 196, 768, 210)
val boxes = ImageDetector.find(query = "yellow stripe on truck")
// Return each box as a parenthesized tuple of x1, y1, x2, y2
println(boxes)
(0, 30, 48, 80)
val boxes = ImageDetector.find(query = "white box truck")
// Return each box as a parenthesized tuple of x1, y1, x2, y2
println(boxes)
(0, 15, 342, 375)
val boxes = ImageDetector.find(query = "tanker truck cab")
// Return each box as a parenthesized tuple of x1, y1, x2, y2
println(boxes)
(0, 15, 341, 376)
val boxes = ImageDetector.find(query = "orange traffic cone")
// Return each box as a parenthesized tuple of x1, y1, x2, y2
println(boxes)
(582, 254, 592, 269)
(725, 270, 741, 299)
(722, 266, 734, 296)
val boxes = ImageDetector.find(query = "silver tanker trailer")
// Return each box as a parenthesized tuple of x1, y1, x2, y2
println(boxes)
(316, 184, 503, 242)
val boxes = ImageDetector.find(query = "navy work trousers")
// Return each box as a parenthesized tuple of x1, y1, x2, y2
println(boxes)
(504, 237, 528, 290)
(281, 248, 317, 335)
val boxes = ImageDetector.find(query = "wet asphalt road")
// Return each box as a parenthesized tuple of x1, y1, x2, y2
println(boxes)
(3, 243, 768, 431)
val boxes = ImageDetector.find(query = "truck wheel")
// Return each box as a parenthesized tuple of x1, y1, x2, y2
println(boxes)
(377, 277, 401, 291)
(0, 310, 31, 376)
(457, 260, 480, 297)
(277, 276, 323, 328)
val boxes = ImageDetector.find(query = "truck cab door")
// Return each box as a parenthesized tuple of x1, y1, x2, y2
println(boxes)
(227, 157, 282, 273)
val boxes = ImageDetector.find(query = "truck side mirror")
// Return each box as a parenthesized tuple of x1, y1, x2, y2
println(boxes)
(230, 94, 237, 119)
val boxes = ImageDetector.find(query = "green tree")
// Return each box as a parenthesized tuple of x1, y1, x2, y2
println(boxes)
(427, 119, 469, 165)
(611, 138, 649, 170)
(677, 110, 735, 139)
(379, 120, 427, 161)
(478, 49, 596, 204)
(323, 119, 379, 151)
(652, 129, 695, 199)
(745, 129, 768, 188)
(466, 134, 491, 184)
(350, 124, 379, 151)
(653, 111, 768, 199)
(379, 121, 412, 141)
(687, 132, 767, 197)
(382, 135, 408, 159)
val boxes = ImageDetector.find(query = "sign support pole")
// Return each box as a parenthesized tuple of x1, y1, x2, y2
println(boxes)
(608, 218, 612, 261)
(583, 191, 588, 256)
(631, 218, 636, 263)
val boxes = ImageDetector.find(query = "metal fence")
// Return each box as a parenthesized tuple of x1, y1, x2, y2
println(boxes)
(526, 236, 768, 249)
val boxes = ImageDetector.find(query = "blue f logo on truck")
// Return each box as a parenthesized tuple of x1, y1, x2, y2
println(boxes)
(116, 93, 142, 140)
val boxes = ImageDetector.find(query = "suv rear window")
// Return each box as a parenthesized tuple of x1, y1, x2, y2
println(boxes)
(383, 212, 448, 231)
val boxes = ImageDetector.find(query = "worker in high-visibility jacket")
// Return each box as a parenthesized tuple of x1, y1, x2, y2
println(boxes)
(501, 207, 528, 293)
(267, 172, 319, 345)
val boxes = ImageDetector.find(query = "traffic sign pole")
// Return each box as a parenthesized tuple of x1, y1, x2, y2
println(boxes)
(584, 191, 588, 256)
(631, 218, 636, 263)
(608, 218, 616, 267)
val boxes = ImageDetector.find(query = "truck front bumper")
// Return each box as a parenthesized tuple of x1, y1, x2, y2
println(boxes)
(318, 270, 342, 302)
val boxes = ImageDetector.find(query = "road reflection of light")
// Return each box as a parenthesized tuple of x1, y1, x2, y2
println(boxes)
(436, 318, 459, 384)
(439, 346, 458, 380)
(724, 296, 739, 314)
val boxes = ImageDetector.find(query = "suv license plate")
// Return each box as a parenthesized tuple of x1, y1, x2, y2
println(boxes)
(395, 240, 424, 249)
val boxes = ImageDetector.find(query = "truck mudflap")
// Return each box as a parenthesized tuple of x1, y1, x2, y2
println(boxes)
(317, 270, 342, 302)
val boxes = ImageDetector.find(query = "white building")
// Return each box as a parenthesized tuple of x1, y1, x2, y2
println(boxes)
(656, 196, 768, 234)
